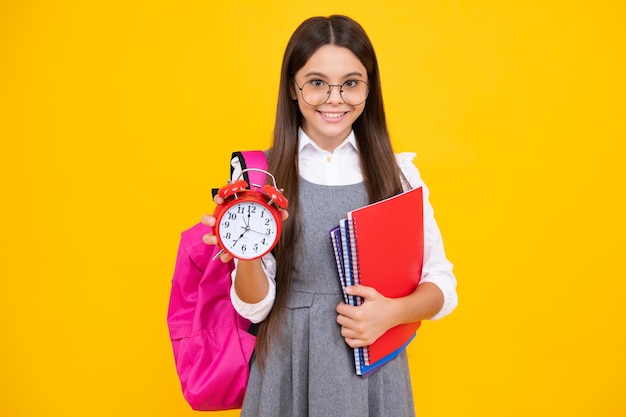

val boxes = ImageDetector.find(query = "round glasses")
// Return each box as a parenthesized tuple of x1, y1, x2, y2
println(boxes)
(294, 79, 369, 106)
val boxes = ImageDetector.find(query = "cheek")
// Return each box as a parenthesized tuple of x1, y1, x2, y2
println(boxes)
(352, 104, 366, 119)
(296, 100, 315, 117)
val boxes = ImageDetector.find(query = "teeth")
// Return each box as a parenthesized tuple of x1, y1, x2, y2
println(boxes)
(322, 112, 345, 118)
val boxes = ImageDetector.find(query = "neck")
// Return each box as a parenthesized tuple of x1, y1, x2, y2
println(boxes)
(300, 127, 352, 153)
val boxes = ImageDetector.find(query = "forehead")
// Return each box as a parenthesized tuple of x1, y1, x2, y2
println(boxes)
(297, 45, 367, 79)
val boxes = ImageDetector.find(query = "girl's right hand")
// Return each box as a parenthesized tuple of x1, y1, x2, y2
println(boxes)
(200, 213, 219, 245)
(201, 195, 235, 263)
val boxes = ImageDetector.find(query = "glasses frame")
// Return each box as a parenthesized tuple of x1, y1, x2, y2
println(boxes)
(294, 79, 370, 106)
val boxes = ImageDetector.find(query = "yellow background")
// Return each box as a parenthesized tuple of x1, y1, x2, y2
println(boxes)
(1, 1, 625, 416)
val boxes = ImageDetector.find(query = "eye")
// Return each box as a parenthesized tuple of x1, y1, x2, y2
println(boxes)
(308, 79, 327, 88)
(343, 79, 360, 88)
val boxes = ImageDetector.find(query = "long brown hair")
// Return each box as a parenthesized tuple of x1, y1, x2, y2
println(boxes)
(257, 15, 403, 367)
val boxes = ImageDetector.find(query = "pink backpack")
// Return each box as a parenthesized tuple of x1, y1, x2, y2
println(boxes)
(167, 151, 267, 411)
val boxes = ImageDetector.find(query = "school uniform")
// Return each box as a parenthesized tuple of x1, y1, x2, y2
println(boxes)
(232, 129, 457, 417)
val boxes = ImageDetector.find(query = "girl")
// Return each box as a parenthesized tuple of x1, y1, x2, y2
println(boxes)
(202, 15, 457, 417)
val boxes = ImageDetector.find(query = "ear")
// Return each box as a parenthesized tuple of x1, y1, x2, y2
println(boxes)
(289, 81, 298, 100)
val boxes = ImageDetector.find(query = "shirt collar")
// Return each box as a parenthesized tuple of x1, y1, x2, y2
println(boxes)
(297, 127, 359, 154)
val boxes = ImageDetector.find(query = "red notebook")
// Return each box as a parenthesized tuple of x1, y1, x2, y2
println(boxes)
(346, 186, 424, 364)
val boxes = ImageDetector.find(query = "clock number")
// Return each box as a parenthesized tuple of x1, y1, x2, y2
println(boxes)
(223, 221, 230, 228)
(237, 206, 245, 214)
(241, 244, 247, 253)
(227, 212, 237, 220)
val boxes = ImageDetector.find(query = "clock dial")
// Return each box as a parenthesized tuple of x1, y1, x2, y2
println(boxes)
(217, 200, 279, 260)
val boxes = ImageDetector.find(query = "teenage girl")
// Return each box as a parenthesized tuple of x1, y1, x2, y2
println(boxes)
(202, 15, 457, 417)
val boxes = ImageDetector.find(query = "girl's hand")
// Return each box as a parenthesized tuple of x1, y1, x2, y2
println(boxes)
(336, 285, 400, 348)
(201, 195, 234, 263)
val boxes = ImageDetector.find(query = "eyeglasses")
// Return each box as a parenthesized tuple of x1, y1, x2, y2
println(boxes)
(294, 79, 369, 106)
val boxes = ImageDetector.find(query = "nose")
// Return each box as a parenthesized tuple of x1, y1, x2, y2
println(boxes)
(327, 84, 344, 104)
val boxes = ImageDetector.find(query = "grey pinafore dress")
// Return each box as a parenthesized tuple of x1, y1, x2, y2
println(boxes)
(240, 178, 415, 417)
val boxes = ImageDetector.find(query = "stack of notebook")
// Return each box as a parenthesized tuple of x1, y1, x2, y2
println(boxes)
(329, 187, 424, 377)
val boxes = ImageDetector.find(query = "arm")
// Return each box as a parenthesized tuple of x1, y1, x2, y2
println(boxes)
(336, 153, 457, 348)
(232, 259, 269, 303)
(399, 152, 458, 320)
(201, 195, 288, 323)
(337, 282, 443, 348)
(201, 211, 275, 323)
(229, 257, 278, 324)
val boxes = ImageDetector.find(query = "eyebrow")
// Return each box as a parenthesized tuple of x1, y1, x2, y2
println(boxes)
(303, 71, 365, 79)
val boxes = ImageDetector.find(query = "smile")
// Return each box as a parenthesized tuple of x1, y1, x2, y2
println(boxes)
(318, 111, 348, 120)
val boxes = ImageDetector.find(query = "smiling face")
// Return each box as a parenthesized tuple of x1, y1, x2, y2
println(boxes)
(292, 45, 368, 152)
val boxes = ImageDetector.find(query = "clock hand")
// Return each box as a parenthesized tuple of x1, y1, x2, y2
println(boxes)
(231, 226, 250, 248)
(212, 224, 249, 261)
(243, 209, 251, 228)
(240, 225, 270, 237)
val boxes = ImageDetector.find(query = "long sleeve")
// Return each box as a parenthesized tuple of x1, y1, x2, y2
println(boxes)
(396, 152, 458, 320)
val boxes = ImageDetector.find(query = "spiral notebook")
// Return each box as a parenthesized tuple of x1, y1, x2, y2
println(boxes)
(330, 186, 424, 376)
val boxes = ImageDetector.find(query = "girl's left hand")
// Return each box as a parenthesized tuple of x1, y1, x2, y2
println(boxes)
(336, 285, 399, 348)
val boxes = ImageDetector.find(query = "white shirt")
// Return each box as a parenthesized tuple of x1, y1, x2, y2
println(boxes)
(230, 128, 458, 323)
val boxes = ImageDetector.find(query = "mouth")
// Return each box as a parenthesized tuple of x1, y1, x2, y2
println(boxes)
(318, 110, 349, 121)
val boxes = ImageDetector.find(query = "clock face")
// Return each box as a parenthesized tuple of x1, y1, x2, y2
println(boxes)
(216, 199, 280, 260)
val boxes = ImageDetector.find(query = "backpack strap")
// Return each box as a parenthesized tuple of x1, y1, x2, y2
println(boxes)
(231, 150, 268, 192)
(212, 150, 268, 197)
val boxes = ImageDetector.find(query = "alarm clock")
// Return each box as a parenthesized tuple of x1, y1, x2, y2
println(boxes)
(212, 168, 288, 260)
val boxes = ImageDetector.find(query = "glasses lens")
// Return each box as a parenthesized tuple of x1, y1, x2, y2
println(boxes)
(300, 80, 369, 106)
(301, 81, 330, 106)
(340, 80, 369, 105)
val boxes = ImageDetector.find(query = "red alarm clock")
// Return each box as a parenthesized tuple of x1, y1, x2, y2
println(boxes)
(212, 168, 288, 260)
